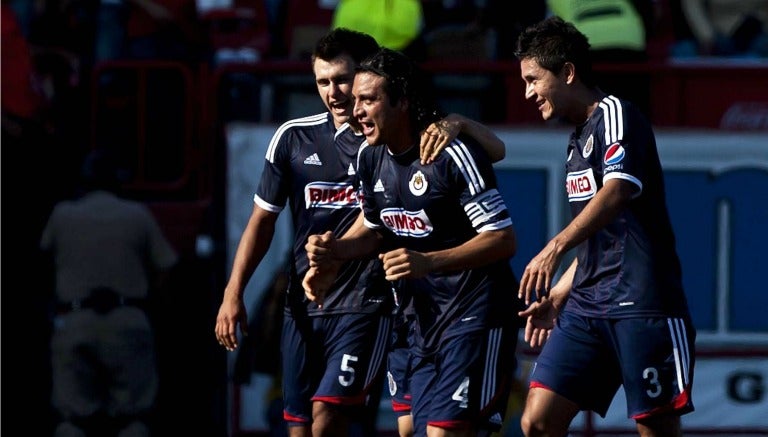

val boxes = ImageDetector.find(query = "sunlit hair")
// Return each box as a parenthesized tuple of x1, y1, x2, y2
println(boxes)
(514, 16, 597, 87)
(313, 27, 380, 65)
(356, 48, 443, 135)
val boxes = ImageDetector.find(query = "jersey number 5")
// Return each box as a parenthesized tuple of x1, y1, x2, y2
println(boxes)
(338, 354, 359, 387)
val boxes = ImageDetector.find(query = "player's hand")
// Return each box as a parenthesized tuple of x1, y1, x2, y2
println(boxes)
(380, 248, 431, 281)
(214, 294, 248, 351)
(518, 239, 564, 305)
(305, 231, 337, 267)
(517, 297, 558, 349)
(302, 264, 339, 309)
(420, 117, 460, 165)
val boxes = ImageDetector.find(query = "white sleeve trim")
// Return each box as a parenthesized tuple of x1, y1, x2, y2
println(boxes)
(363, 217, 381, 230)
(254, 194, 283, 213)
(603, 172, 643, 198)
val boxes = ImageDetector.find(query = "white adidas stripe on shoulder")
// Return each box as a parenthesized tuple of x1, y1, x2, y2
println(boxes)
(598, 95, 625, 145)
(356, 140, 371, 173)
(334, 122, 354, 139)
(445, 139, 486, 196)
(266, 113, 328, 162)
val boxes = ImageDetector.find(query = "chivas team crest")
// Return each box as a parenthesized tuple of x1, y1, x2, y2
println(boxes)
(409, 171, 428, 196)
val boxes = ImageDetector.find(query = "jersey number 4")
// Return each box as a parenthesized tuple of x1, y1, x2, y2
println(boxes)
(452, 376, 470, 409)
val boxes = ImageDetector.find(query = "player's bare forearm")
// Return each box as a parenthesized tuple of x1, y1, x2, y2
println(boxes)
(424, 227, 516, 273)
(217, 205, 277, 351)
(225, 205, 277, 298)
(555, 179, 634, 253)
(419, 113, 505, 164)
(519, 180, 632, 304)
(449, 113, 505, 162)
(340, 226, 381, 255)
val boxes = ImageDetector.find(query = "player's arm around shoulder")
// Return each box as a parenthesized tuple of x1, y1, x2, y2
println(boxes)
(420, 113, 505, 164)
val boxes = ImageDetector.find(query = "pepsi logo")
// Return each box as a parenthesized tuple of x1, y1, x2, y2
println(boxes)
(604, 143, 626, 165)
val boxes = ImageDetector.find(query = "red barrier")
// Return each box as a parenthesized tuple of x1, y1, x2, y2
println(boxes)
(209, 58, 768, 129)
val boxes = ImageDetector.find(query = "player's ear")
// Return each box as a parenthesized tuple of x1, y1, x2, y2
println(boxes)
(562, 62, 576, 85)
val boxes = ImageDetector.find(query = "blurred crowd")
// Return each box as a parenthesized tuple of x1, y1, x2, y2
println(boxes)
(4, 0, 767, 157)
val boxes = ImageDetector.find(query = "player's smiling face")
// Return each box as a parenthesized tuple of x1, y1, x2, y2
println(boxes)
(352, 71, 410, 153)
(313, 54, 357, 129)
(520, 58, 569, 122)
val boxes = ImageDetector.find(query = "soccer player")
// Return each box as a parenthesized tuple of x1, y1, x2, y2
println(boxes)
(303, 47, 524, 437)
(214, 28, 507, 436)
(513, 16, 696, 437)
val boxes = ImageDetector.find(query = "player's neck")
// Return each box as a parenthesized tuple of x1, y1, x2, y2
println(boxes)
(386, 133, 416, 155)
(568, 87, 606, 125)
(346, 119, 363, 134)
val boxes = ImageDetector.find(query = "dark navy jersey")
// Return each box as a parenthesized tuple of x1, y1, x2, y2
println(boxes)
(564, 95, 690, 318)
(357, 135, 522, 356)
(255, 112, 390, 316)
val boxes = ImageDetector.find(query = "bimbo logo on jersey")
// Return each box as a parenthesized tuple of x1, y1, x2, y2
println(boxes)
(380, 208, 433, 237)
(305, 182, 359, 208)
(566, 168, 597, 201)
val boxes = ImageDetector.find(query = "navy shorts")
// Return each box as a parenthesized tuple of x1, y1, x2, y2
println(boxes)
(409, 325, 518, 437)
(387, 316, 415, 416)
(281, 310, 391, 424)
(529, 310, 696, 419)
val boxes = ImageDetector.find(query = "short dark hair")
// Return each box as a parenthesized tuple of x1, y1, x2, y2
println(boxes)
(514, 16, 596, 87)
(313, 27, 380, 65)
(356, 48, 442, 134)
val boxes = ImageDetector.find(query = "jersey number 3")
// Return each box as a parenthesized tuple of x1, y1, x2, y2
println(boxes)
(643, 367, 662, 398)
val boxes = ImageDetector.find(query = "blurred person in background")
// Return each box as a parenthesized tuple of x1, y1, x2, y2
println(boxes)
(677, 0, 768, 57)
(331, 0, 426, 60)
(41, 148, 178, 437)
(2, 0, 47, 141)
(420, 0, 547, 61)
(13, 0, 95, 175)
(545, 0, 656, 118)
(94, 0, 204, 63)
(546, 0, 652, 62)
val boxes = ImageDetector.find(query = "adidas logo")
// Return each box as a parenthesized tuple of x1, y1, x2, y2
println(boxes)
(374, 179, 385, 192)
(347, 163, 356, 175)
(303, 153, 322, 166)
(489, 413, 502, 425)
